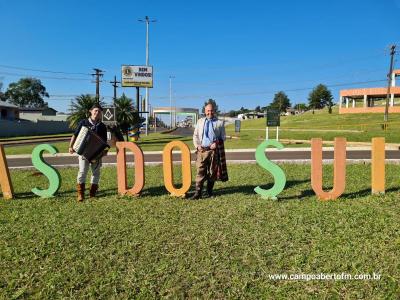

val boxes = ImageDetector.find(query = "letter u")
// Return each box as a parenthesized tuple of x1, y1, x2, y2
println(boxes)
(311, 138, 346, 200)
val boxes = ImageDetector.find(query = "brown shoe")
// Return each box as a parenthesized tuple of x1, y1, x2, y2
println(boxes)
(206, 180, 215, 198)
(77, 183, 85, 202)
(190, 191, 202, 200)
(189, 183, 203, 200)
(89, 184, 99, 198)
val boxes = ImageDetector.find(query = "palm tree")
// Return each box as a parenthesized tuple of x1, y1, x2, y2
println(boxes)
(114, 93, 140, 140)
(67, 94, 103, 129)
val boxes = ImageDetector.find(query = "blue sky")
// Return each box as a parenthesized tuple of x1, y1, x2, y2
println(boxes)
(1, 0, 399, 114)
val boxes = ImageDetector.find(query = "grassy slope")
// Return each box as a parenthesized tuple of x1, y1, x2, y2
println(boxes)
(0, 164, 399, 298)
(224, 106, 400, 148)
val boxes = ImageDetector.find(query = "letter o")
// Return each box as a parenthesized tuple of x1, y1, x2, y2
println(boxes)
(163, 141, 192, 197)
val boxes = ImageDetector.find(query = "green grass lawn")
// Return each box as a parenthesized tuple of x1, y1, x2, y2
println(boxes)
(224, 106, 400, 148)
(0, 133, 72, 141)
(3, 133, 193, 156)
(1, 164, 399, 298)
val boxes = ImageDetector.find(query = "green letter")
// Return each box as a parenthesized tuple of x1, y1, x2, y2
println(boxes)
(254, 140, 286, 200)
(31, 144, 61, 198)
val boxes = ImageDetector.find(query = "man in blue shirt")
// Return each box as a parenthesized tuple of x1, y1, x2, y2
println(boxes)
(192, 103, 226, 199)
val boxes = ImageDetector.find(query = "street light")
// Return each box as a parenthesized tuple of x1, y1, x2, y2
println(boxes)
(138, 16, 157, 135)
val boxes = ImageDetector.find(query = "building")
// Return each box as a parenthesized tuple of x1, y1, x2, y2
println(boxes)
(19, 107, 69, 122)
(0, 101, 19, 120)
(339, 69, 400, 114)
(0, 105, 71, 137)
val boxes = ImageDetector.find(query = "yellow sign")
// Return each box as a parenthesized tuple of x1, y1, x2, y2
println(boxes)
(121, 65, 153, 88)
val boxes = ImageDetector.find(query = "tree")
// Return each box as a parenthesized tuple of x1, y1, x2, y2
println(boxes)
(67, 94, 103, 129)
(227, 110, 237, 117)
(0, 80, 4, 102)
(202, 98, 220, 115)
(114, 93, 141, 140)
(308, 84, 334, 114)
(270, 91, 291, 113)
(5, 77, 49, 108)
(295, 103, 308, 111)
(255, 105, 261, 112)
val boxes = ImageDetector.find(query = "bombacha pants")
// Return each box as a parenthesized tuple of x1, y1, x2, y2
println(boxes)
(77, 155, 102, 185)
(195, 149, 215, 188)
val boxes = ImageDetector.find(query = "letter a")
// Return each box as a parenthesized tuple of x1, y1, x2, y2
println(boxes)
(0, 145, 14, 199)
(31, 144, 61, 198)
(254, 140, 286, 200)
(116, 142, 144, 196)
(311, 138, 346, 200)
(163, 141, 192, 197)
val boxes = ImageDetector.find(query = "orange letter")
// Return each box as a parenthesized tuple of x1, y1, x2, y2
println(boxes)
(0, 145, 13, 199)
(116, 142, 144, 196)
(163, 141, 192, 197)
(311, 138, 346, 200)
(371, 137, 385, 194)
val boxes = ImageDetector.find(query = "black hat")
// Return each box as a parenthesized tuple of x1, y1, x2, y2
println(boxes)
(90, 103, 103, 111)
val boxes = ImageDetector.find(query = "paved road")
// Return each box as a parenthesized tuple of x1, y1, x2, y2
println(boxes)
(6, 150, 400, 169)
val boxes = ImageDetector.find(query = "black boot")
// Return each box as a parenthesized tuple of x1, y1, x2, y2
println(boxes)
(206, 180, 215, 198)
(190, 183, 203, 200)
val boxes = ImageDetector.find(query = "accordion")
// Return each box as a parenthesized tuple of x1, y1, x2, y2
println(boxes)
(73, 126, 110, 162)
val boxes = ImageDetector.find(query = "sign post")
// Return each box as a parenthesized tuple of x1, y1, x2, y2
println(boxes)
(266, 109, 280, 141)
(102, 106, 118, 146)
(121, 65, 153, 137)
(235, 120, 241, 133)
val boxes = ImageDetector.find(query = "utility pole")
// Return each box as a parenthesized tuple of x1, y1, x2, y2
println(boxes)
(384, 44, 396, 123)
(92, 68, 104, 103)
(169, 76, 174, 129)
(110, 75, 120, 104)
(138, 16, 157, 136)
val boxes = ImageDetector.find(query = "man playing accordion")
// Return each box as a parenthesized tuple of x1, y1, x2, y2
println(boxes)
(69, 104, 109, 201)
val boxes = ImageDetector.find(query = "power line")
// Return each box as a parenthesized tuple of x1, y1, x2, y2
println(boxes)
(152, 78, 387, 100)
(0, 71, 92, 81)
(0, 64, 90, 75)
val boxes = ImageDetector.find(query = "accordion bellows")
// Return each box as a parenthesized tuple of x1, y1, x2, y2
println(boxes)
(73, 126, 110, 162)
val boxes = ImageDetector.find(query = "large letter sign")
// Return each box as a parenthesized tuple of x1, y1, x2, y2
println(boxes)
(0, 145, 14, 199)
(31, 144, 61, 198)
(254, 140, 287, 200)
(311, 138, 346, 200)
(163, 141, 192, 197)
(0, 136, 392, 201)
(116, 142, 145, 196)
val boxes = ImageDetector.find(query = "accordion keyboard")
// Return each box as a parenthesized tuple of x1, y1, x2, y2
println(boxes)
(73, 126, 89, 155)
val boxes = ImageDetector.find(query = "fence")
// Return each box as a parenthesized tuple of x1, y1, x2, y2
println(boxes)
(0, 119, 72, 137)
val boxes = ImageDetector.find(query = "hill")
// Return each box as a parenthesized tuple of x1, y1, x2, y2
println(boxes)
(224, 107, 400, 148)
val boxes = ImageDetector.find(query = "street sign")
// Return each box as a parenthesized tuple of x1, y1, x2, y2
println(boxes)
(121, 65, 153, 88)
(235, 120, 241, 133)
(102, 106, 117, 125)
(266, 109, 280, 127)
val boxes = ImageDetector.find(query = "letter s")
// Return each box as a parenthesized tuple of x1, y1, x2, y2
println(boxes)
(31, 144, 61, 198)
(254, 140, 286, 200)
